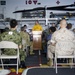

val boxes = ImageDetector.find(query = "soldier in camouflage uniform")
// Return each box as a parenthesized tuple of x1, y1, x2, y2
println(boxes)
(48, 19, 75, 66)
(29, 29, 35, 55)
(23, 25, 34, 55)
(0, 19, 26, 66)
(20, 27, 30, 56)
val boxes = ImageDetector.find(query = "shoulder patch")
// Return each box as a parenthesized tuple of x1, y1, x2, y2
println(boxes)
(8, 31, 13, 35)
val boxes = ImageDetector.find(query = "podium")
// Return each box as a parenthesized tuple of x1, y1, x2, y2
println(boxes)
(32, 31, 42, 50)
(32, 31, 42, 65)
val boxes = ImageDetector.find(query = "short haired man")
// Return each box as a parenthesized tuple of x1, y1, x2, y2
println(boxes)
(1, 19, 26, 68)
(49, 19, 75, 66)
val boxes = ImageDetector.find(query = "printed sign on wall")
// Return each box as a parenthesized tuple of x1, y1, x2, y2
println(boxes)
(0, 1, 6, 5)
(25, 0, 38, 5)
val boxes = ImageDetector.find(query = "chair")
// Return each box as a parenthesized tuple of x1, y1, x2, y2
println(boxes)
(54, 41, 75, 73)
(0, 41, 20, 74)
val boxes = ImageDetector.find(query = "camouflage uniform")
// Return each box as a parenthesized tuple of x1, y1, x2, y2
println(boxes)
(0, 30, 25, 62)
(30, 41, 33, 54)
(20, 31, 30, 56)
(47, 28, 75, 66)
(20, 31, 30, 48)
(0, 34, 1, 41)
(50, 28, 75, 58)
(29, 33, 34, 54)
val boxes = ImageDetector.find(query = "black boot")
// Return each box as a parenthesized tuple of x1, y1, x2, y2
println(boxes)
(20, 61, 26, 68)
